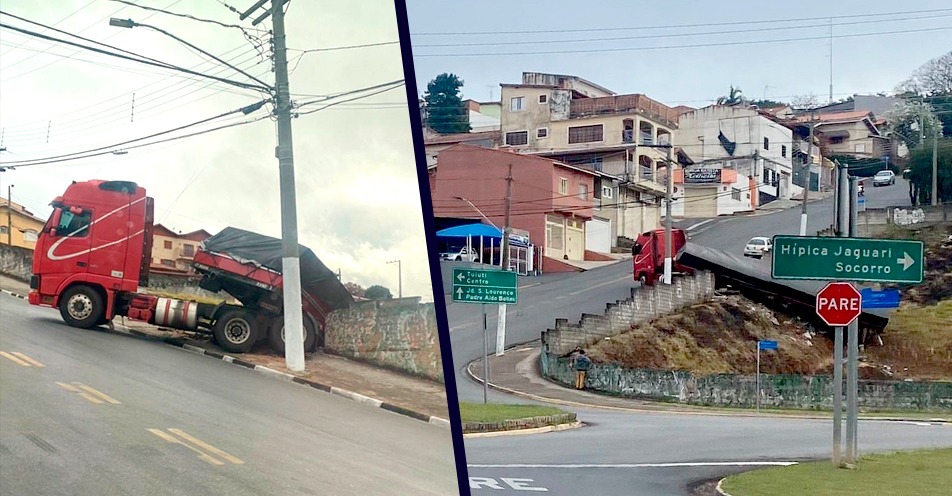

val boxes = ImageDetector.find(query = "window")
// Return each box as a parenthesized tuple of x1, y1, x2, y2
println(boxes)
(0, 226, 7, 235)
(578, 184, 589, 200)
(763, 137, 769, 150)
(732, 188, 742, 201)
(537, 128, 548, 138)
(830, 136, 844, 145)
(164, 240, 172, 249)
(183, 244, 195, 257)
(558, 177, 569, 195)
(23, 230, 38, 242)
(854, 143, 867, 153)
(568, 124, 603, 144)
(510, 96, 525, 111)
(591, 157, 603, 172)
(505, 131, 528, 146)
(161, 259, 175, 267)
(538, 94, 547, 104)
(56, 208, 91, 237)
(781, 145, 787, 158)
(602, 186, 613, 199)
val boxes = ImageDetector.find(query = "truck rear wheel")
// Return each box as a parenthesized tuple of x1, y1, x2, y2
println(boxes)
(268, 316, 317, 354)
(59, 285, 105, 329)
(212, 309, 260, 353)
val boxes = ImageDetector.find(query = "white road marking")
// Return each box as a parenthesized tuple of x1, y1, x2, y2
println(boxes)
(685, 219, 716, 231)
(468, 461, 797, 468)
(470, 477, 548, 491)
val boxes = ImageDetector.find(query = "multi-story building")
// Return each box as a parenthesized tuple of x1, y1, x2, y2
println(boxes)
(429, 144, 596, 270)
(498, 72, 675, 246)
(674, 105, 797, 216)
(150, 224, 212, 274)
(794, 111, 888, 162)
(0, 198, 45, 250)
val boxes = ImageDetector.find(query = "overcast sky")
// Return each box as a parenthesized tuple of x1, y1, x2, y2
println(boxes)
(407, 0, 952, 106)
(0, 1, 429, 300)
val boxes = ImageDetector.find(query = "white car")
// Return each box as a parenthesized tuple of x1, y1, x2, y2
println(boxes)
(743, 237, 772, 259)
(872, 170, 896, 186)
(440, 245, 480, 262)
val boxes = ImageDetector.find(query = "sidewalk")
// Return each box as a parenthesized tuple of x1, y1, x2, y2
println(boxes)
(0, 275, 450, 423)
(470, 343, 952, 421)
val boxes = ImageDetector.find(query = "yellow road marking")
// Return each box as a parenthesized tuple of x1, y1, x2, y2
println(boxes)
(148, 429, 224, 466)
(0, 352, 32, 366)
(74, 383, 121, 404)
(55, 382, 104, 404)
(12, 352, 45, 367)
(167, 429, 244, 465)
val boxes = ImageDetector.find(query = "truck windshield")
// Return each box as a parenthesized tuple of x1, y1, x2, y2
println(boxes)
(56, 208, 91, 237)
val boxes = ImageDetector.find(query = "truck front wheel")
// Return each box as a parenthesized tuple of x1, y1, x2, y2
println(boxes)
(212, 309, 260, 353)
(59, 285, 105, 329)
(268, 316, 317, 354)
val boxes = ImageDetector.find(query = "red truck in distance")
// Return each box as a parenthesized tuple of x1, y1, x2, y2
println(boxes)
(631, 228, 691, 285)
(29, 180, 353, 354)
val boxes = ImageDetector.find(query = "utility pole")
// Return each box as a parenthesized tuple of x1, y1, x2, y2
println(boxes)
(497, 164, 513, 356)
(664, 145, 674, 284)
(845, 176, 860, 465)
(387, 260, 402, 299)
(933, 118, 939, 206)
(800, 115, 815, 236)
(241, 0, 305, 371)
(6, 184, 12, 246)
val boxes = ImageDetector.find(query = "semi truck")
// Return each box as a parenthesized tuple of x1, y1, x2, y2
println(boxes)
(631, 228, 691, 285)
(28, 179, 353, 354)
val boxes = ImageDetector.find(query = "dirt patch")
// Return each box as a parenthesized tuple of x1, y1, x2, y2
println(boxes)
(880, 223, 952, 305)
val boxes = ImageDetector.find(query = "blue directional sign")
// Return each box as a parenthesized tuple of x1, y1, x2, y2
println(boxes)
(759, 340, 779, 351)
(860, 288, 900, 309)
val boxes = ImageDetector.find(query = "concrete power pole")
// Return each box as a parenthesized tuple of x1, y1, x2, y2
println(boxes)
(6, 184, 12, 246)
(496, 164, 513, 356)
(933, 119, 939, 206)
(663, 145, 674, 284)
(800, 115, 815, 236)
(241, 0, 305, 371)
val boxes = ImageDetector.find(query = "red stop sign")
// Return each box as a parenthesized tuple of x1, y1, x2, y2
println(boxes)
(816, 282, 862, 326)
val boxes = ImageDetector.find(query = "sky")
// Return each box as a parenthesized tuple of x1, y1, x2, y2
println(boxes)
(406, 0, 952, 106)
(0, 1, 429, 300)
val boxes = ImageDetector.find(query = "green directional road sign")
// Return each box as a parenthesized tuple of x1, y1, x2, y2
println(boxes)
(771, 236, 924, 283)
(452, 268, 518, 304)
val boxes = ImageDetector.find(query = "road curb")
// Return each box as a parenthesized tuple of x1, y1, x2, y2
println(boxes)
(466, 358, 952, 423)
(109, 323, 450, 429)
(716, 478, 733, 496)
(463, 420, 584, 439)
(1, 289, 28, 300)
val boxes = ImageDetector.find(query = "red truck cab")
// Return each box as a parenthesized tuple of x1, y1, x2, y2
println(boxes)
(30, 180, 154, 325)
(631, 228, 689, 285)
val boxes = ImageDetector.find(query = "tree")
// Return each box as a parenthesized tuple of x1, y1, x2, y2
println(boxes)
(716, 86, 745, 106)
(343, 282, 365, 298)
(883, 99, 943, 150)
(423, 73, 470, 134)
(896, 51, 952, 96)
(364, 285, 393, 300)
(790, 93, 822, 110)
(905, 138, 952, 206)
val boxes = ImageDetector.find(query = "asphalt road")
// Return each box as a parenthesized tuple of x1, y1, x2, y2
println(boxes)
(0, 293, 459, 496)
(450, 180, 944, 495)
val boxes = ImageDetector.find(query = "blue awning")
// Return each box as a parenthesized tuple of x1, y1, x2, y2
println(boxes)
(435, 223, 503, 239)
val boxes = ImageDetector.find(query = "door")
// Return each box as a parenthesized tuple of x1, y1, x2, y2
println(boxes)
(585, 217, 611, 253)
(40, 205, 93, 294)
(565, 218, 585, 260)
(683, 186, 717, 218)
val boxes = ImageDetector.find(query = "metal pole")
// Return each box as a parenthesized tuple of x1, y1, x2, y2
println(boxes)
(271, 0, 305, 372)
(664, 145, 673, 284)
(833, 326, 844, 467)
(800, 116, 814, 236)
(832, 162, 840, 235)
(756, 343, 761, 414)
(846, 177, 859, 465)
(933, 119, 939, 206)
(397, 260, 402, 299)
(482, 303, 489, 404)
(496, 164, 513, 355)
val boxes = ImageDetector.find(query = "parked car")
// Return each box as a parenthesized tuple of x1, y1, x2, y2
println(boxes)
(440, 245, 479, 262)
(873, 170, 896, 186)
(743, 237, 772, 259)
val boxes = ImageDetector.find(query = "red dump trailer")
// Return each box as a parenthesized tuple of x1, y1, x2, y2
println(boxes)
(28, 179, 353, 353)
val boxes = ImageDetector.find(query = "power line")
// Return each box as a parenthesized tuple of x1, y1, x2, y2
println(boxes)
(413, 26, 952, 57)
(413, 13, 952, 48)
(0, 0, 97, 57)
(0, 18, 271, 92)
(412, 8, 952, 36)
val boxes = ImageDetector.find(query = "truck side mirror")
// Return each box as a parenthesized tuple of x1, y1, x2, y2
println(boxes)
(632, 244, 642, 255)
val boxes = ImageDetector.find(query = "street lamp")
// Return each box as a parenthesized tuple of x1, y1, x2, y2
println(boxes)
(453, 196, 499, 229)
(387, 260, 402, 299)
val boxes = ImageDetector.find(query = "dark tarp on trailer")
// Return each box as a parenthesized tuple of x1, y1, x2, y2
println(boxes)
(201, 227, 354, 311)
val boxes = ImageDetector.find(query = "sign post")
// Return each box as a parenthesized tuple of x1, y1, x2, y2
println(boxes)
(756, 340, 778, 414)
(771, 236, 924, 284)
(453, 268, 519, 404)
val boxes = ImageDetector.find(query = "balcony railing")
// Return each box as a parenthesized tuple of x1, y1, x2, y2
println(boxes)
(570, 94, 681, 125)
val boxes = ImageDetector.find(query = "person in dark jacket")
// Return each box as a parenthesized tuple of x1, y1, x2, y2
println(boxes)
(574, 349, 591, 389)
